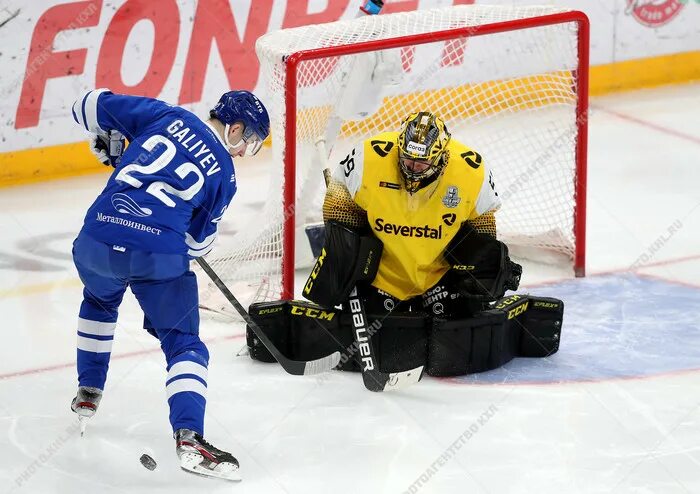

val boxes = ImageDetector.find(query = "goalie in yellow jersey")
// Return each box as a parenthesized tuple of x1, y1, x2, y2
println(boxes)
(303, 111, 522, 318)
(247, 112, 564, 384)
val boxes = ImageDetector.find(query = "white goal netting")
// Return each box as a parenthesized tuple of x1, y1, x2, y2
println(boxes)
(199, 5, 588, 315)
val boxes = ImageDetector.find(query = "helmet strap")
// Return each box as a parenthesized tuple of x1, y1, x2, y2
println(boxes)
(223, 123, 246, 152)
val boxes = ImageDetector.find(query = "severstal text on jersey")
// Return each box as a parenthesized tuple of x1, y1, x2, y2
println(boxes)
(374, 218, 443, 239)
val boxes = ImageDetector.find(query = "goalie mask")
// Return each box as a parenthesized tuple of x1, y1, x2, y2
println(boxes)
(397, 112, 451, 193)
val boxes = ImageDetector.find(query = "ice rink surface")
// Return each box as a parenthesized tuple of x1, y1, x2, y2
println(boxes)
(1, 83, 699, 493)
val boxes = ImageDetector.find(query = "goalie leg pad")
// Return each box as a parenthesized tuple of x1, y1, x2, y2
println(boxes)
(286, 308, 428, 374)
(246, 301, 290, 363)
(494, 295, 563, 358)
(334, 310, 428, 374)
(494, 294, 563, 357)
(248, 300, 355, 370)
(370, 312, 429, 373)
(248, 300, 428, 373)
(248, 296, 562, 376)
(427, 295, 563, 376)
(428, 310, 515, 377)
(288, 301, 353, 370)
(516, 296, 563, 357)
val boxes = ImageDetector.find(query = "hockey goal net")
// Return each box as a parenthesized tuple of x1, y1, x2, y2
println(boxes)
(199, 5, 589, 314)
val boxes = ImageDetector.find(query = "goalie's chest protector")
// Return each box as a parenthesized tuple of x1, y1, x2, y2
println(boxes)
(354, 134, 485, 300)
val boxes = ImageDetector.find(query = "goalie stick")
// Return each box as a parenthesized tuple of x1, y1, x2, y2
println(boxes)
(317, 154, 424, 391)
(196, 257, 341, 376)
(316, 112, 424, 393)
(347, 285, 424, 392)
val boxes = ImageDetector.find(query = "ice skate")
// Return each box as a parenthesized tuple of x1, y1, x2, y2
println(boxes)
(175, 429, 241, 481)
(70, 386, 102, 436)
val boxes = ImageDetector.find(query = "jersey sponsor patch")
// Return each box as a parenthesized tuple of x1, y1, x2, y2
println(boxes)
(374, 218, 443, 239)
(110, 192, 153, 217)
(406, 141, 427, 156)
(461, 150, 482, 169)
(379, 181, 401, 190)
(441, 185, 461, 208)
(96, 212, 162, 235)
(370, 140, 394, 157)
(626, 0, 684, 27)
(442, 213, 456, 226)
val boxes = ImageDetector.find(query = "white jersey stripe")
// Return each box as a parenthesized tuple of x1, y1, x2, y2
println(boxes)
(166, 378, 207, 400)
(474, 163, 502, 216)
(83, 88, 109, 135)
(185, 231, 217, 252)
(332, 145, 365, 198)
(187, 244, 214, 258)
(72, 98, 85, 128)
(77, 318, 116, 337)
(167, 360, 208, 383)
(77, 335, 114, 353)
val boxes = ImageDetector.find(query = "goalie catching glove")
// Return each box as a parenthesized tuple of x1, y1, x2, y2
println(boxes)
(445, 222, 522, 302)
(303, 221, 383, 309)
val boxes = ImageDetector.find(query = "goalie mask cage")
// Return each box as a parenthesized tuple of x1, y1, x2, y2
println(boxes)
(201, 5, 588, 311)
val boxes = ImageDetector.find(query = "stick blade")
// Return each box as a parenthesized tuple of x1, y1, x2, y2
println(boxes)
(303, 351, 342, 375)
(383, 365, 424, 391)
(362, 365, 425, 392)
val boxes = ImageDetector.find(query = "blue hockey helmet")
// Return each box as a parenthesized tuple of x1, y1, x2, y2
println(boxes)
(210, 90, 270, 156)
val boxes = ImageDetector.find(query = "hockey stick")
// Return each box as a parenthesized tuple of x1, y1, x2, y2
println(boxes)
(316, 129, 424, 392)
(196, 257, 341, 375)
(347, 285, 424, 392)
(318, 145, 424, 391)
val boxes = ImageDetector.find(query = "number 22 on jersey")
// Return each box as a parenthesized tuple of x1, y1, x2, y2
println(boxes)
(115, 135, 204, 207)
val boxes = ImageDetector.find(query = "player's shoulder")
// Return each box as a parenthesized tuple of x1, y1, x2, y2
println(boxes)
(362, 131, 400, 160)
(358, 131, 400, 178)
(446, 138, 487, 176)
(445, 139, 501, 214)
(160, 108, 230, 159)
(337, 131, 401, 193)
(154, 104, 203, 133)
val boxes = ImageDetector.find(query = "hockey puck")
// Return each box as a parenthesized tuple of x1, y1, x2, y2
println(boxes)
(140, 453, 157, 471)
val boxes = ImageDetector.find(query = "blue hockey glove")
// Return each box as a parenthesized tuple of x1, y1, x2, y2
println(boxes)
(360, 0, 383, 15)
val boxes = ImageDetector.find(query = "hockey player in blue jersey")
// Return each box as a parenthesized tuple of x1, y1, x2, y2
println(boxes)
(69, 88, 269, 481)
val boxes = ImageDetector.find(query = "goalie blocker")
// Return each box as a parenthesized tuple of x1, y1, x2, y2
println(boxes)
(246, 294, 563, 377)
(303, 220, 382, 308)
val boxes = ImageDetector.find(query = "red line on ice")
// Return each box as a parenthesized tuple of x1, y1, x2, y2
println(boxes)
(592, 104, 700, 146)
(0, 333, 244, 380)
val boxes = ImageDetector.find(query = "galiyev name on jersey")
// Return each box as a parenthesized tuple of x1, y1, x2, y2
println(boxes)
(166, 119, 222, 177)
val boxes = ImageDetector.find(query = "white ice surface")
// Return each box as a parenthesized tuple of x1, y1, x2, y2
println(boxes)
(0, 83, 699, 494)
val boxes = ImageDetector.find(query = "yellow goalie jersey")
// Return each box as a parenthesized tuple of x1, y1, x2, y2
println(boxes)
(324, 131, 501, 300)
